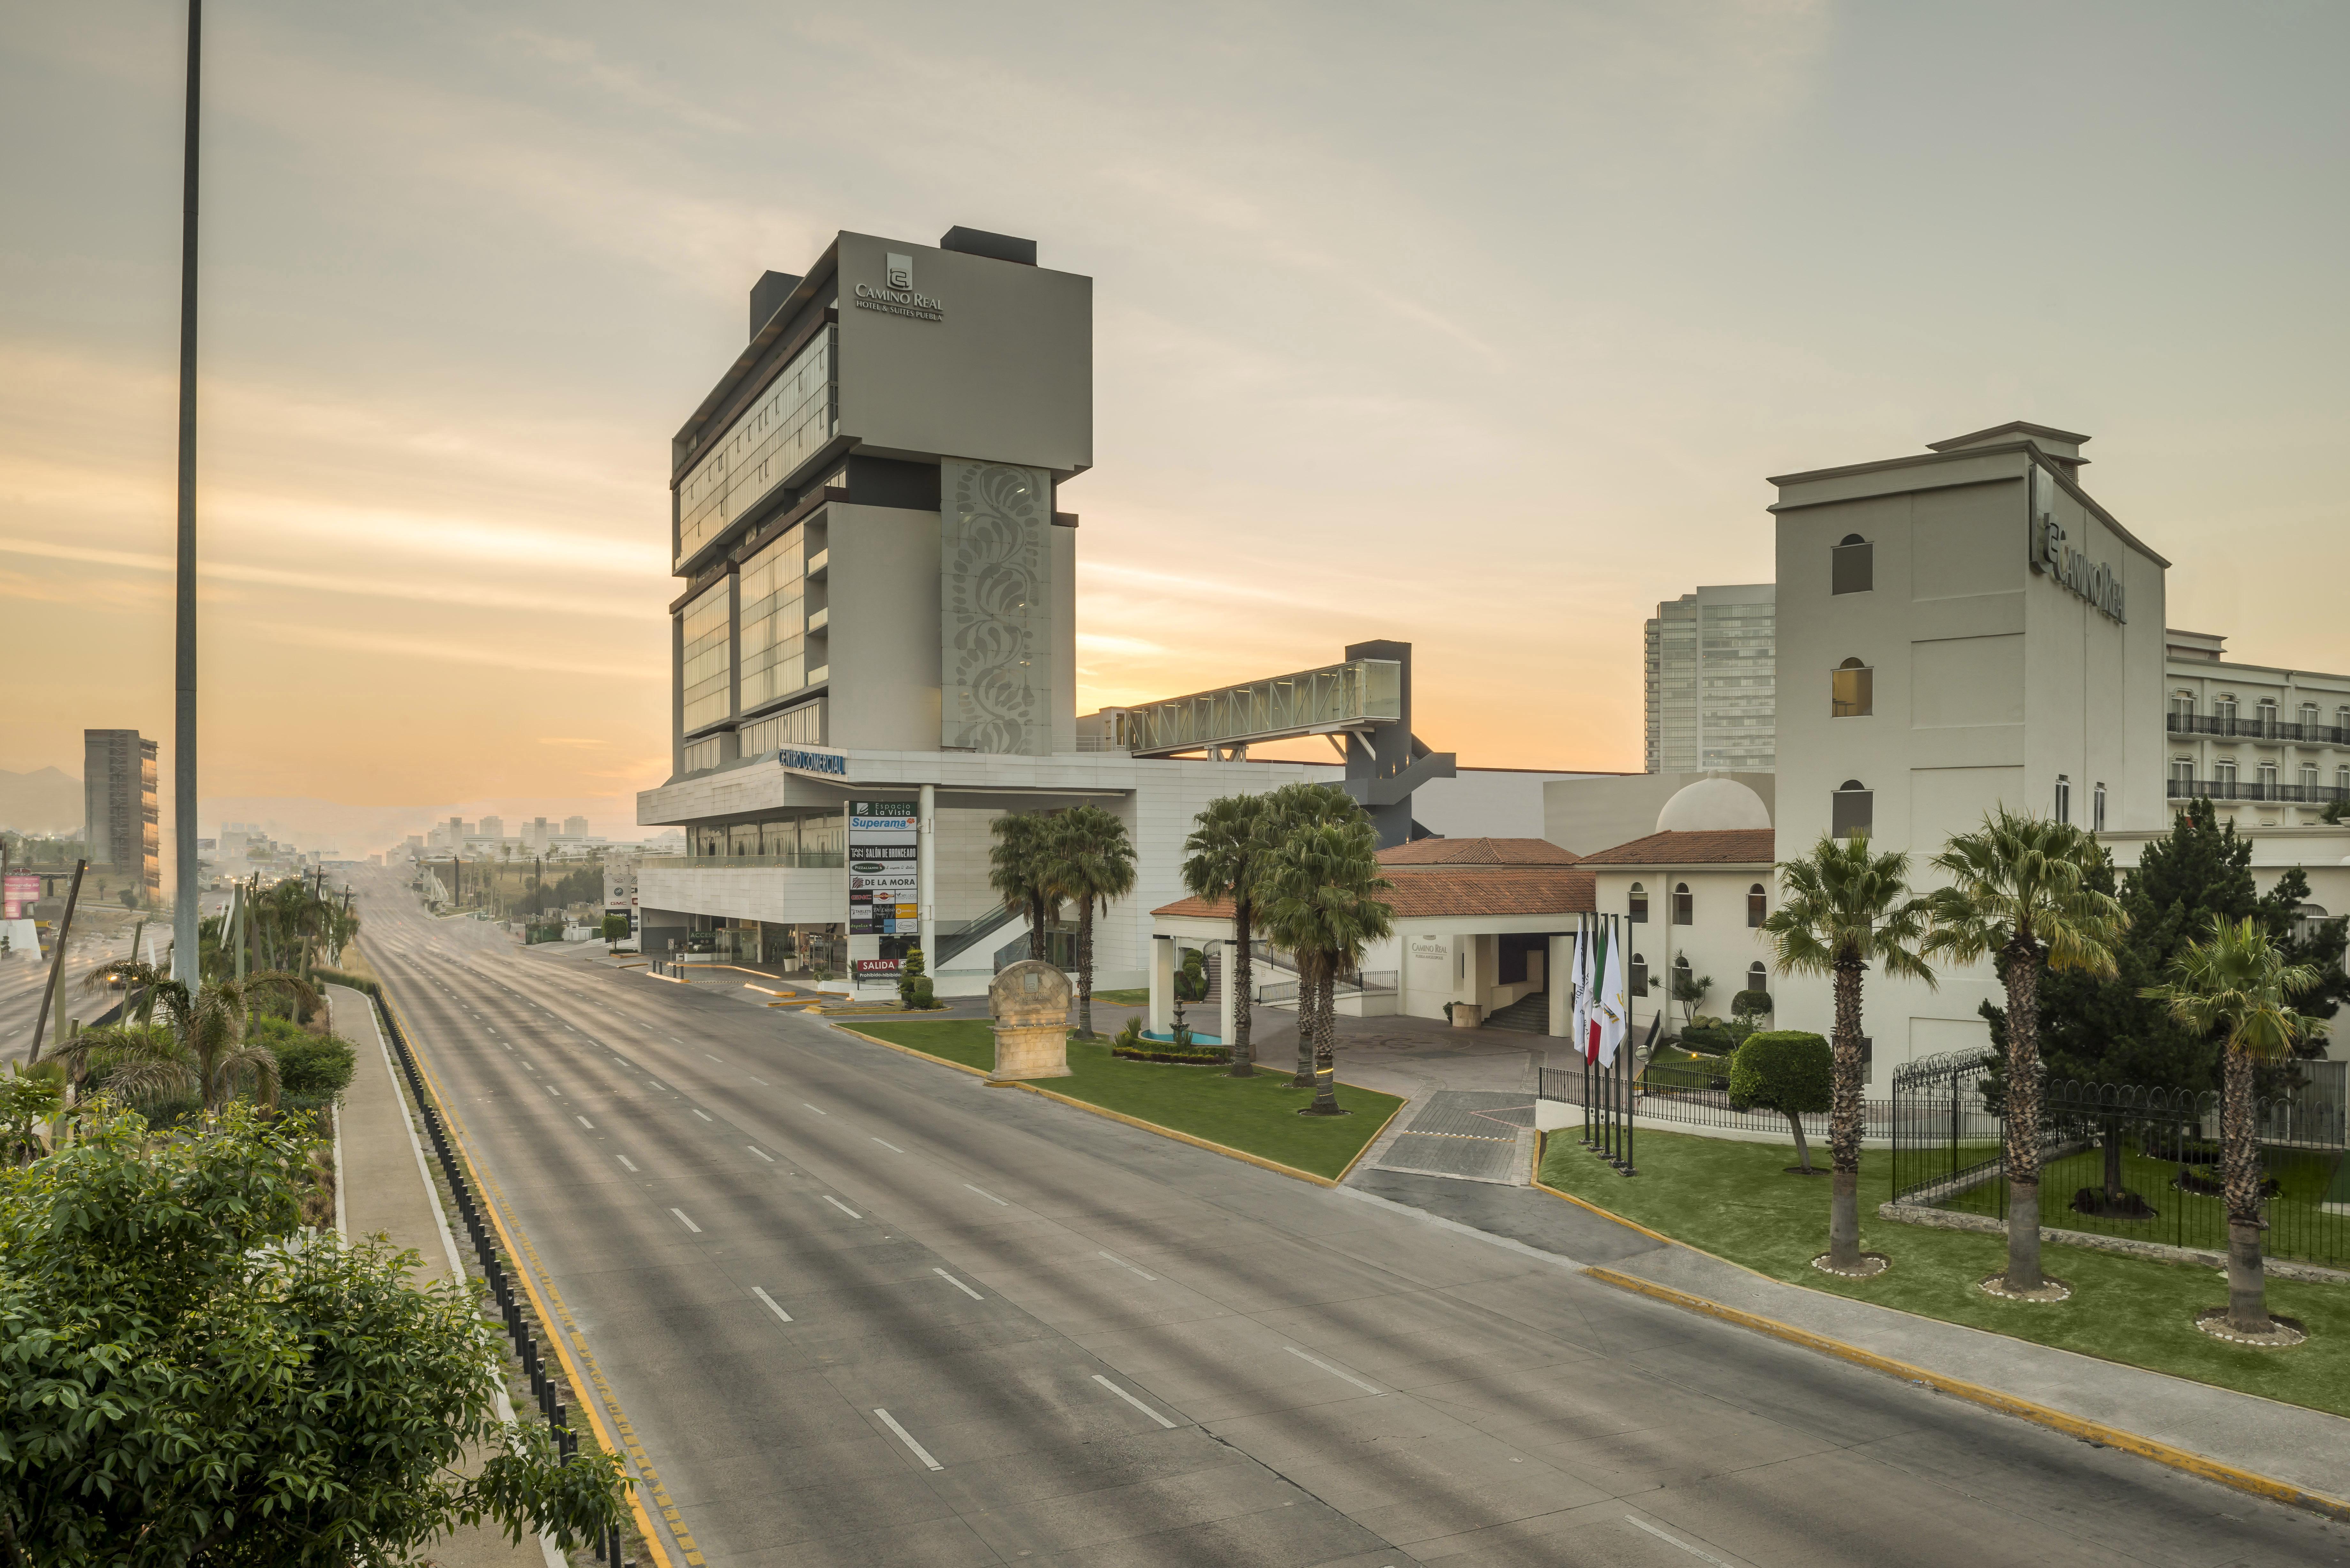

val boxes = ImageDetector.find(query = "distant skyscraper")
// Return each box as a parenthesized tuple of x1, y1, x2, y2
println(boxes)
(1643, 585, 1776, 773)
(478, 814, 505, 842)
(563, 815, 590, 837)
(83, 729, 160, 899)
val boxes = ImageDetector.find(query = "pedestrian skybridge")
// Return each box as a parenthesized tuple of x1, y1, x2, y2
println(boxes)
(1095, 658, 1401, 758)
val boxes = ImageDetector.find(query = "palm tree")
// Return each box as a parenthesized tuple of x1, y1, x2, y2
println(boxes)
(1182, 794, 1274, 1077)
(1050, 805, 1136, 1040)
(2142, 916, 2323, 1337)
(1926, 809, 2128, 1293)
(1759, 833, 1936, 1274)
(1262, 814, 1393, 1115)
(1259, 784, 1370, 1085)
(989, 812, 1065, 963)
(60, 964, 317, 1115)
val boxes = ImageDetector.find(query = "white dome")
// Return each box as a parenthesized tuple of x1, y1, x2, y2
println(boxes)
(1656, 777, 1771, 833)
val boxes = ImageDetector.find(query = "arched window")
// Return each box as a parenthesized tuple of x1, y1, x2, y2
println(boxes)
(1832, 779, 1872, 838)
(1832, 657, 1873, 718)
(1628, 952, 1649, 996)
(1747, 960, 1769, 991)
(2215, 693, 2239, 730)
(2335, 705, 2349, 737)
(2301, 702, 2320, 731)
(1832, 533, 1873, 595)
(1672, 882, 1693, 924)
(1628, 882, 1648, 922)
(2054, 774, 2071, 824)
(1747, 883, 1767, 927)
(2257, 698, 2279, 733)
(2170, 690, 2196, 727)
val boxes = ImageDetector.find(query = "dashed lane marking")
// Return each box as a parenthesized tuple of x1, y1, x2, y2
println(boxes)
(1283, 1346, 1383, 1395)
(874, 1408, 942, 1471)
(934, 1268, 983, 1300)
(872, 1137, 905, 1153)
(670, 1208, 702, 1234)
(962, 1182, 1011, 1206)
(822, 1195, 861, 1219)
(692, 1109, 714, 1122)
(617, 1155, 639, 1172)
(747, 1146, 774, 1162)
(576, 1116, 594, 1129)
(751, 1287, 793, 1323)
(1092, 1374, 1178, 1429)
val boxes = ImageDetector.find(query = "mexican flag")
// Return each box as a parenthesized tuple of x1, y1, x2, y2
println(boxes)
(1597, 931, 1628, 1068)
(1583, 920, 1609, 1064)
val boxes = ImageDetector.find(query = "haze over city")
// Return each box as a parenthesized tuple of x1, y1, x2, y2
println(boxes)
(5, 2, 2346, 849)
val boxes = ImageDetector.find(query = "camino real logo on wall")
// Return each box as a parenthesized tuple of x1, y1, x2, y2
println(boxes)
(847, 800, 920, 940)
(853, 252, 944, 323)
(2028, 469, 2126, 623)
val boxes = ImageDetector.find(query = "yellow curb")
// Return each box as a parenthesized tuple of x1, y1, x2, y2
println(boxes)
(831, 1024, 1404, 1188)
(1584, 1264, 2350, 1524)
(384, 993, 678, 1568)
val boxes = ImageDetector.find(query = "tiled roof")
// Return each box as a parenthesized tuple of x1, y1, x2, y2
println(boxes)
(1153, 868, 1595, 922)
(1573, 829, 1777, 867)
(1376, 837, 1581, 867)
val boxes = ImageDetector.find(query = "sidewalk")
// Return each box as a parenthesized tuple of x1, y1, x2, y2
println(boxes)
(329, 985, 561, 1568)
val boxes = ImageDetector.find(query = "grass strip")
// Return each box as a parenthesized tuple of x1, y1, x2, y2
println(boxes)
(1539, 1127, 2350, 1418)
(850, 1020, 1401, 1181)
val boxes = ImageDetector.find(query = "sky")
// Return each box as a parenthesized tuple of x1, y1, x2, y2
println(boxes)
(3, 1, 2347, 853)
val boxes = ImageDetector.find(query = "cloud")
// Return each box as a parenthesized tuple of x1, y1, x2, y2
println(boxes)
(251, 622, 659, 682)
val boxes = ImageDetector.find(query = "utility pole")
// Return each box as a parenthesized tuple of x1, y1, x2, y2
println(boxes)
(169, 0, 203, 986)
(28, 860, 88, 1065)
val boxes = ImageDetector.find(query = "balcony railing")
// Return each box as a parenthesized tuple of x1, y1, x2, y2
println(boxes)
(2167, 779, 2350, 805)
(2168, 713, 2350, 745)
(664, 851, 846, 869)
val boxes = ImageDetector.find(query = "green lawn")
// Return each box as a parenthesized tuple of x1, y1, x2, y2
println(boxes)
(848, 1020, 1402, 1180)
(1540, 1127, 2350, 1418)
(1088, 988, 1150, 1006)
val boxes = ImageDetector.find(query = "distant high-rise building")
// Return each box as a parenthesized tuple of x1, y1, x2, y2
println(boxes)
(563, 815, 590, 837)
(523, 816, 553, 853)
(1643, 585, 1776, 773)
(478, 814, 505, 842)
(83, 729, 160, 900)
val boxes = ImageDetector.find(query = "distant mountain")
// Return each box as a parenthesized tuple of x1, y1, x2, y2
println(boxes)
(0, 767, 81, 835)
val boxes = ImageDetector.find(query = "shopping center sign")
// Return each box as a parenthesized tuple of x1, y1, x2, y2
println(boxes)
(2029, 510, 2126, 624)
(849, 800, 919, 940)
(777, 744, 850, 780)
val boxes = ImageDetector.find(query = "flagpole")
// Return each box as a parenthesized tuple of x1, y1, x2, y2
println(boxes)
(169, 0, 202, 987)
(1578, 915, 1593, 1149)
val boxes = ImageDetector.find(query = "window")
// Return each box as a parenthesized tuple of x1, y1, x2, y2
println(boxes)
(2257, 699, 2279, 726)
(1671, 955, 1694, 999)
(681, 735, 725, 773)
(737, 526, 809, 713)
(2054, 774, 2071, 824)
(740, 699, 823, 756)
(728, 823, 760, 857)
(679, 579, 733, 735)
(1628, 953, 1649, 997)
(675, 323, 837, 569)
(2337, 766, 2349, 794)
(760, 818, 799, 857)
(1831, 780, 1873, 839)
(2216, 694, 2239, 728)
(1747, 961, 1769, 991)
(2300, 764, 2320, 792)
(2337, 706, 2350, 735)
(1831, 534, 1873, 595)
(1672, 882, 1693, 924)
(1747, 883, 1767, 927)
(1628, 882, 1648, 923)
(2258, 762, 2279, 796)
(2170, 691, 2196, 724)
(2215, 760, 2238, 793)
(2301, 703, 2320, 731)
(1831, 658, 1873, 718)
(2170, 759, 2194, 794)
(2093, 782, 2107, 832)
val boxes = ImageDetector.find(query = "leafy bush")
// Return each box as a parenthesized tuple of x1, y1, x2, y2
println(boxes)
(1174, 947, 1209, 1002)
(1728, 1029, 1831, 1171)
(250, 1015, 358, 1100)
(1115, 1017, 1144, 1049)
(311, 967, 379, 999)
(602, 913, 630, 941)
(1731, 988, 1773, 1019)
(1112, 1044, 1233, 1065)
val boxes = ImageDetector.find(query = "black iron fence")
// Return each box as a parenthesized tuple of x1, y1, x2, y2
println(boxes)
(1537, 1055, 1897, 1143)
(372, 995, 627, 1567)
(1890, 1051, 2350, 1269)
(2167, 777, 2350, 805)
(2168, 712, 2350, 746)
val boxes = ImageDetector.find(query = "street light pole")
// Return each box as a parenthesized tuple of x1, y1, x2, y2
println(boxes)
(169, 0, 203, 986)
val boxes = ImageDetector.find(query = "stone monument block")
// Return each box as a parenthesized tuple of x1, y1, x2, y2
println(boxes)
(989, 960, 1072, 1080)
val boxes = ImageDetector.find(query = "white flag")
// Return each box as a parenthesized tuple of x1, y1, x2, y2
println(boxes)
(1568, 920, 1591, 1050)
(1597, 930, 1629, 1067)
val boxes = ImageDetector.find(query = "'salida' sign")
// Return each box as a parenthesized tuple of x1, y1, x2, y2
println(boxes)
(2028, 473, 2126, 624)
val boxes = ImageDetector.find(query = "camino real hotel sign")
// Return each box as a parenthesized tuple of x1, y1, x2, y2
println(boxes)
(2028, 471, 2126, 623)
(854, 253, 944, 323)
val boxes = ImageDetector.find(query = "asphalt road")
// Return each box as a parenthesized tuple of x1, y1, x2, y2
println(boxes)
(350, 869, 2347, 1568)
(0, 927, 134, 1063)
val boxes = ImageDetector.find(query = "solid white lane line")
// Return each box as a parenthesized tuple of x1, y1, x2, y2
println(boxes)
(751, 1286, 793, 1323)
(670, 1208, 701, 1233)
(872, 1137, 905, 1153)
(802, 1102, 827, 1115)
(1283, 1346, 1383, 1395)
(747, 1146, 774, 1162)
(692, 1109, 714, 1122)
(1626, 1516, 1732, 1565)
(1092, 1374, 1178, 1429)
(1099, 1250, 1159, 1281)
(934, 1268, 983, 1300)
(576, 1116, 594, 1129)
(823, 1195, 861, 1219)
(962, 1182, 1011, 1206)
(543, 1084, 561, 1096)
(616, 1155, 639, 1172)
(873, 1409, 942, 1471)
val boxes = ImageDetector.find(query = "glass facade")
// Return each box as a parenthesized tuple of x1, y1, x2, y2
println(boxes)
(680, 580, 732, 735)
(738, 526, 809, 714)
(676, 326, 837, 569)
(740, 700, 823, 756)
(1646, 592, 1775, 771)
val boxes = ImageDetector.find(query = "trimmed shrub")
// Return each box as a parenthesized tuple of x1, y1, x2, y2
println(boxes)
(250, 1016, 357, 1101)
(1730, 988, 1773, 1019)
(310, 968, 378, 999)
(1112, 1044, 1232, 1066)
(1728, 1029, 1831, 1172)
(602, 913, 630, 941)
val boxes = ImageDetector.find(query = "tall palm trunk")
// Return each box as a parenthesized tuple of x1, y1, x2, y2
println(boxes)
(1028, 893, 1048, 961)
(1294, 951, 1321, 1087)
(1075, 902, 1096, 1039)
(2220, 1041, 2270, 1333)
(2000, 935, 2046, 1290)
(1228, 913, 1255, 1077)
(1827, 954, 1865, 1270)
(1307, 963, 1343, 1115)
